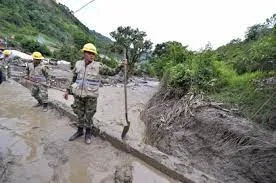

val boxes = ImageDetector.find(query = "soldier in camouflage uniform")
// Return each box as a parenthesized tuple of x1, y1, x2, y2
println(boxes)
(0, 50, 12, 82)
(26, 51, 49, 112)
(64, 43, 127, 144)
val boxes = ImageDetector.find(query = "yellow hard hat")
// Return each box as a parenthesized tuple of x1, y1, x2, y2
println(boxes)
(3, 50, 11, 56)
(32, 51, 44, 60)
(81, 43, 98, 54)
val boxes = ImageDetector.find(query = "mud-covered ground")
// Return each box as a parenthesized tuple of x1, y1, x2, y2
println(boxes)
(141, 88, 276, 183)
(0, 81, 177, 183)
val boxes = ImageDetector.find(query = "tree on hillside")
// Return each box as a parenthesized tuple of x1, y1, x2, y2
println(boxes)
(245, 14, 275, 42)
(152, 41, 182, 57)
(228, 38, 242, 45)
(265, 13, 276, 28)
(150, 41, 193, 78)
(110, 26, 152, 73)
(245, 24, 269, 41)
(152, 41, 190, 59)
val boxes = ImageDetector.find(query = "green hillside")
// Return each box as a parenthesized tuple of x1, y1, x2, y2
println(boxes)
(0, 0, 113, 57)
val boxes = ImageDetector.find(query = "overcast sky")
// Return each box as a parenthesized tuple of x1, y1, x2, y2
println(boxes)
(58, 0, 276, 50)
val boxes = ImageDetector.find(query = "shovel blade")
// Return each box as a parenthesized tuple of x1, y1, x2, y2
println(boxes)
(121, 124, 130, 139)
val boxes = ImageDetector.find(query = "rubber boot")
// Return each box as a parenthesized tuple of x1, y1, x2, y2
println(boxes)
(43, 103, 48, 112)
(69, 127, 84, 141)
(91, 126, 100, 137)
(85, 128, 92, 144)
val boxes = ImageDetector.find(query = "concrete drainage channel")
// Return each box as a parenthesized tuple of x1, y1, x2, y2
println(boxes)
(16, 79, 221, 183)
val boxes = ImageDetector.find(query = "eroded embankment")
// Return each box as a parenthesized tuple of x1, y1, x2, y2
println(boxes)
(141, 87, 276, 183)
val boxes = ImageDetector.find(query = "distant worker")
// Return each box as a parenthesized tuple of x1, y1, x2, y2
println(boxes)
(0, 46, 4, 56)
(0, 50, 12, 83)
(0, 45, 4, 56)
(64, 43, 127, 144)
(25, 51, 49, 112)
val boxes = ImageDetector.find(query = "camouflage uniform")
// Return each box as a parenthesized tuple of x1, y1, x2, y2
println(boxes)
(71, 96, 97, 128)
(31, 84, 48, 104)
(26, 62, 49, 104)
(69, 60, 122, 128)
(0, 59, 2, 84)
(0, 57, 12, 81)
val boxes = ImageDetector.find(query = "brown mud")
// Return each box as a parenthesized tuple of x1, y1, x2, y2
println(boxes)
(141, 87, 276, 183)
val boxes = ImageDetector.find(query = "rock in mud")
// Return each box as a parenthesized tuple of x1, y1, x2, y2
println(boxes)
(114, 165, 133, 183)
(0, 152, 16, 183)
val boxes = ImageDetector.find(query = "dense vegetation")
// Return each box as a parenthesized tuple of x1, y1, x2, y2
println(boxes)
(144, 14, 276, 128)
(110, 26, 153, 73)
(0, 0, 113, 59)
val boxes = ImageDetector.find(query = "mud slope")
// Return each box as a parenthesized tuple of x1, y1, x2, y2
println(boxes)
(141, 88, 276, 183)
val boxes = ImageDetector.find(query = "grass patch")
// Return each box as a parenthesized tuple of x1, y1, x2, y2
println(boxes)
(210, 63, 275, 128)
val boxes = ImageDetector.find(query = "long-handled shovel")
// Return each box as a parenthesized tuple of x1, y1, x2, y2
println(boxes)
(121, 53, 130, 139)
(21, 77, 66, 92)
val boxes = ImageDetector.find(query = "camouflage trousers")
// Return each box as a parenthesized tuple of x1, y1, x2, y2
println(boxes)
(71, 96, 97, 128)
(0, 66, 10, 81)
(31, 84, 48, 104)
(0, 69, 2, 84)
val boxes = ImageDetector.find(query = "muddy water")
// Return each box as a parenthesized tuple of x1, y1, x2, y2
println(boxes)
(0, 81, 177, 183)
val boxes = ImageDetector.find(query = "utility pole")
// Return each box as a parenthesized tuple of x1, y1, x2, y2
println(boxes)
(74, 0, 96, 14)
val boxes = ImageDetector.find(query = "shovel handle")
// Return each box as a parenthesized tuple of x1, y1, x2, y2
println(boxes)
(124, 61, 128, 119)
(23, 78, 66, 92)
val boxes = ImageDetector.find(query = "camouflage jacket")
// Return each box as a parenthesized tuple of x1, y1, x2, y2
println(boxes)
(0, 57, 12, 78)
(0, 57, 12, 68)
(68, 60, 122, 97)
(26, 62, 49, 84)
